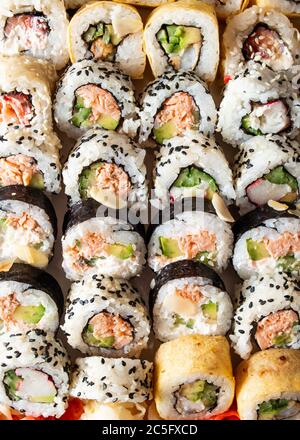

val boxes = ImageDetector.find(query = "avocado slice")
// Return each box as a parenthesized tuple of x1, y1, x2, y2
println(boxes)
(153, 121, 178, 144)
(179, 27, 201, 50)
(79, 161, 102, 196)
(83, 26, 97, 43)
(201, 301, 218, 321)
(173, 166, 218, 197)
(13, 304, 45, 325)
(157, 25, 201, 54)
(30, 173, 45, 190)
(264, 166, 298, 192)
(159, 237, 183, 258)
(3, 370, 22, 401)
(72, 107, 92, 128)
(272, 332, 292, 347)
(83, 324, 115, 348)
(258, 399, 289, 420)
(181, 380, 218, 408)
(30, 394, 56, 404)
(106, 243, 134, 260)
(277, 255, 300, 273)
(173, 314, 195, 329)
(97, 114, 119, 130)
(241, 114, 263, 136)
(246, 239, 270, 261)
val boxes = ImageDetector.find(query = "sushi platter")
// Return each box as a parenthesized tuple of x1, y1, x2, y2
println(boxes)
(0, 0, 299, 422)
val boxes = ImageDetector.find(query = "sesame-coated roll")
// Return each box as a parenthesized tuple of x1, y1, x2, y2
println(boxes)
(236, 349, 300, 420)
(61, 275, 150, 358)
(0, 330, 70, 418)
(231, 272, 300, 359)
(69, 356, 153, 420)
(154, 335, 235, 420)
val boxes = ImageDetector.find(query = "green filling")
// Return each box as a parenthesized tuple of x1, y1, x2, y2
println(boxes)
(241, 114, 263, 136)
(173, 166, 218, 199)
(153, 121, 178, 145)
(157, 25, 201, 55)
(83, 324, 115, 348)
(180, 380, 218, 409)
(201, 301, 218, 321)
(173, 314, 195, 329)
(30, 173, 44, 190)
(159, 237, 183, 258)
(195, 251, 215, 266)
(83, 22, 122, 46)
(264, 166, 298, 192)
(272, 332, 292, 347)
(246, 239, 270, 261)
(0, 217, 7, 230)
(79, 161, 101, 196)
(13, 304, 45, 325)
(3, 370, 21, 401)
(71, 96, 119, 130)
(277, 255, 300, 273)
(258, 399, 289, 420)
(106, 243, 134, 260)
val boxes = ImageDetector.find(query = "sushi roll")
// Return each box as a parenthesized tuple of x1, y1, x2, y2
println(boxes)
(139, 69, 217, 145)
(69, 356, 153, 420)
(143, 1, 219, 82)
(0, 132, 61, 194)
(150, 260, 233, 342)
(217, 64, 300, 146)
(233, 205, 300, 280)
(61, 275, 150, 357)
(234, 136, 300, 214)
(0, 55, 56, 139)
(231, 272, 300, 359)
(154, 335, 235, 420)
(236, 349, 300, 420)
(0, 330, 70, 418)
(222, 6, 300, 80)
(0, 264, 63, 336)
(152, 131, 235, 212)
(254, 0, 300, 17)
(68, 1, 145, 79)
(54, 60, 139, 139)
(0, 0, 69, 70)
(62, 199, 146, 281)
(148, 208, 233, 273)
(63, 129, 147, 210)
(0, 185, 57, 272)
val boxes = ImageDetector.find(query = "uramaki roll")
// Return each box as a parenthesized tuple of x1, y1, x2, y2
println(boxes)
(143, 1, 219, 82)
(236, 349, 300, 420)
(253, 0, 300, 17)
(154, 334, 235, 420)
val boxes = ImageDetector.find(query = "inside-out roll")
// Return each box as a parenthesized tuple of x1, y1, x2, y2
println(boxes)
(61, 275, 150, 357)
(253, 0, 300, 17)
(154, 334, 235, 420)
(236, 349, 300, 420)
(152, 131, 235, 210)
(0, 264, 63, 336)
(150, 260, 233, 342)
(0, 0, 69, 70)
(68, 1, 145, 79)
(62, 199, 146, 280)
(69, 356, 153, 420)
(234, 135, 300, 214)
(63, 129, 147, 211)
(0, 330, 70, 418)
(144, 1, 219, 82)
(54, 59, 139, 139)
(222, 6, 300, 80)
(231, 271, 300, 359)
(233, 205, 300, 280)
(139, 69, 216, 145)
(0, 185, 56, 272)
(217, 63, 300, 146)
(148, 209, 233, 273)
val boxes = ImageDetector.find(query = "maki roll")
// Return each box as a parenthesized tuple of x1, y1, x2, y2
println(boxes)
(0, 0, 69, 70)
(152, 131, 235, 211)
(62, 199, 146, 281)
(150, 260, 233, 342)
(236, 349, 300, 420)
(217, 64, 300, 146)
(231, 272, 300, 359)
(0, 132, 61, 194)
(68, 1, 145, 79)
(254, 0, 300, 17)
(148, 209, 233, 273)
(0, 330, 69, 418)
(139, 69, 217, 145)
(233, 205, 300, 279)
(61, 275, 150, 357)
(69, 356, 153, 420)
(0, 55, 56, 139)
(0, 264, 63, 335)
(143, 1, 219, 82)
(54, 60, 139, 139)
(0, 185, 57, 271)
(234, 136, 300, 214)
(222, 6, 300, 80)
(63, 129, 147, 210)
(154, 335, 235, 420)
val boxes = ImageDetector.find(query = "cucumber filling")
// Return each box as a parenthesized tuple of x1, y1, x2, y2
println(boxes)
(175, 379, 219, 415)
(258, 399, 300, 420)
(171, 166, 218, 201)
(241, 100, 290, 136)
(82, 22, 123, 61)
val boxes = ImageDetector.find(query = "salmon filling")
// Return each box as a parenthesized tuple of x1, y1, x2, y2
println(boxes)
(82, 311, 134, 350)
(72, 84, 121, 130)
(4, 13, 50, 51)
(176, 284, 203, 303)
(264, 232, 300, 259)
(66, 232, 135, 273)
(255, 309, 300, 350)
(153, 92, 200, 144)
(175, 379, 219, 415)
(0, 154, 43, 189)
(0, 92, 34, 127)
(242, 23, 293, 71)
